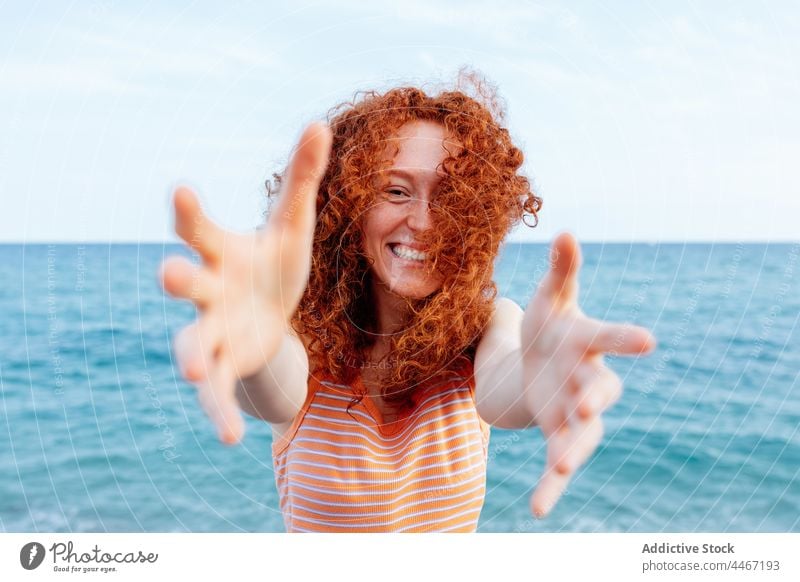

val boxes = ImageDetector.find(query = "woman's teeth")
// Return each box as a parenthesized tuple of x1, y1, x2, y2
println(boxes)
(390, 244, 428, 262)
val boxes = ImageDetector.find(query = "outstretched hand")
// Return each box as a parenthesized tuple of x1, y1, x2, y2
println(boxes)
(522, 233, 656, 517)
(159, 123, 332, 445)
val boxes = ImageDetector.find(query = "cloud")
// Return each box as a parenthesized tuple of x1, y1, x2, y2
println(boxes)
(1, 20, 283, 98)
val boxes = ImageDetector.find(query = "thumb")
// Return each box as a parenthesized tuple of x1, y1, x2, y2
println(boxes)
(541, 232, 582, 305)
(269, 123, 333, 235)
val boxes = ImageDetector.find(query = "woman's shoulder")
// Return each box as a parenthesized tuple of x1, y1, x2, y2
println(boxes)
(292, 330, 320, 374)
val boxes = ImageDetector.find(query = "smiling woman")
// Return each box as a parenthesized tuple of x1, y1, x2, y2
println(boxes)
(159, 70, 655, 532)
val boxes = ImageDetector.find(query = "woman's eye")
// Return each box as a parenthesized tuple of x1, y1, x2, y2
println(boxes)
(386, 188, 410, 200)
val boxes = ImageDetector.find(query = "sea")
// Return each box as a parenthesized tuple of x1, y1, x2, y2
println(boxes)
(1, 242, 798, 532)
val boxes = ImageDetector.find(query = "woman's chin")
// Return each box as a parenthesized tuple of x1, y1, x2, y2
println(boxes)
(394, 285, 437, 300)
(375, 272, 441, 300)
(388, 277, 442, 300)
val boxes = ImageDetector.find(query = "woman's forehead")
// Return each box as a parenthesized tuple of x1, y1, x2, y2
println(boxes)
(382, 120, 460, 175)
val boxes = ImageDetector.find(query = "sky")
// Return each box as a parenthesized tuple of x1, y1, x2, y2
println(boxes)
(1, 0, 798, 242)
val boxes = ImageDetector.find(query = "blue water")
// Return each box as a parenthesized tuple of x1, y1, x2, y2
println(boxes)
(1, 243, 798, 532)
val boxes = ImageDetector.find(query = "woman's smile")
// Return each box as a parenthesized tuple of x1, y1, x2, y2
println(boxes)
(387, 242, 429, 263)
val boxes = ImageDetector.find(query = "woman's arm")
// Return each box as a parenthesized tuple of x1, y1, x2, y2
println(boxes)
(236, 330, 309, 425)
(474, 297, 537, 429)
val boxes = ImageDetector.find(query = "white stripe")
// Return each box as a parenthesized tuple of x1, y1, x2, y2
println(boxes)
(282, 456, 487, 491)
(436, 517, 482, 533)
(288, 485, 485, 520)
(284, 478, 486, 509)
(277, 468, 486, 504)
(285, 418, 482, 460)
(291, 413, 480, 457)
(299, 405, 479, 449)
(309, 386, 475, 422)
(310, 395, 467, 432)
(291, 504, 482, 531)
(307, 395, 474, 437)
(398, 509, 482, 533)
(288, 430, 481, 463)
(288, 420, 488, 464)
(280, 470, 486, 507)
(283, 446, 484, 476)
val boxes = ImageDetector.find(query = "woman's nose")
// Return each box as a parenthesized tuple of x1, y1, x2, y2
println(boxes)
(407, 197, 432, 231)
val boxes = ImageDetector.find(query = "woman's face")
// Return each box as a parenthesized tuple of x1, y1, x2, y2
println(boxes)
(361, 120, 458, 300)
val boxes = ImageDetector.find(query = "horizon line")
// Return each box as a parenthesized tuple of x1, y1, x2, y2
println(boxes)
(2, 239, 798, 245)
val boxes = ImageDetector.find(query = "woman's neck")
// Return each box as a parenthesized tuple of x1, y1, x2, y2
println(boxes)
(361, 280, 409, 382)
(370, 280, 409, 336)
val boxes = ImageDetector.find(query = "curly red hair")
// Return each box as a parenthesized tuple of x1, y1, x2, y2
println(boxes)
(267, 71, 541, 410)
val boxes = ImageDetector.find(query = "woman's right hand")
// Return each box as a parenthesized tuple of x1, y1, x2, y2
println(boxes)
(159, 123, 332, 445)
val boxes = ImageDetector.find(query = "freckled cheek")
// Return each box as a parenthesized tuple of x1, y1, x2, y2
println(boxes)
(363, 208, 405, 258)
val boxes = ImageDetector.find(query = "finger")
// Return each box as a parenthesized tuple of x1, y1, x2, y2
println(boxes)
(530, 463, 571, 518)
(574, 365, 622, 420)
(536, 402, 570, 439)
(268, 122, 333, 235)
(197, 352, 244, 445)
(173, 186, 227, 265)
(540, 232, 582, 306)
(577, 317, 657, 356)
(159, 255, 219, 308)
(173, 317, 218, 382)
(530, 418, 604, 518)
(554, 416, 604, 474)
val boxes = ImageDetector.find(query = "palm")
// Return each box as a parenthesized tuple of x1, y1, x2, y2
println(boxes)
(159, 123, 332, 444)
(521, 233, 655, 517)
(196, 230, 290, 379)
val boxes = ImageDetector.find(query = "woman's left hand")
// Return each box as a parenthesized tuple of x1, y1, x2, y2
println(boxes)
(521, 233, 656, 518)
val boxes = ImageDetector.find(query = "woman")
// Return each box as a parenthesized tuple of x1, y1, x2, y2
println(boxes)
(159, 78, 655, 532)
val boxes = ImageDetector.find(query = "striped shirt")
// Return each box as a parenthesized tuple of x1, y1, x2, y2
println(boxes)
(272, 361, 491, 532)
